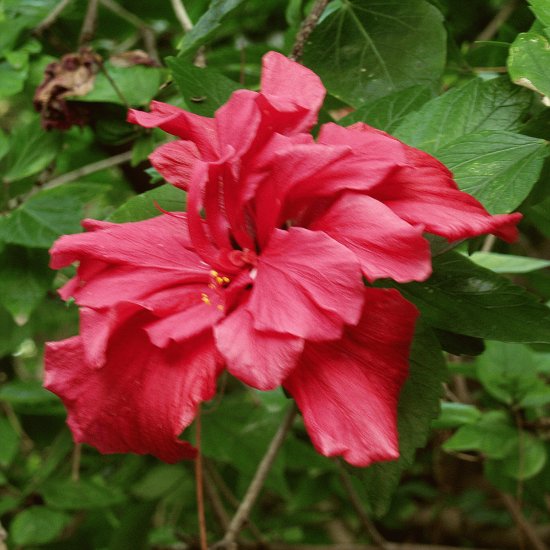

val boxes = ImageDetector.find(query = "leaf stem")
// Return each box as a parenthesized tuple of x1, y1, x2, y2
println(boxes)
(216, 402, 298, 549)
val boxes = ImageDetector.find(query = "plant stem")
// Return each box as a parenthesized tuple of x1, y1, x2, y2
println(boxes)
(170, 0, 194, 33)
(28, 151, 132, 198)
(475, 0, 520, 43)
(217, 402, 298, 549)
(336, 461, 388, 548)
(79, 0, 99, 46)
(34, 0, 72, 34)
(71, 443, 82, 482)
(195, 405, 208, 550)
(289, 0, 329, 62)
(98, 0, 159, 63)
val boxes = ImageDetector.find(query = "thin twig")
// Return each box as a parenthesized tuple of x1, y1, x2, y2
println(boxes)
(170, 0, 194, 32)
(336, 461, 388, 549)
(195, 406, 208, 550)
(500, 492, 548, 550)
(71, 443, 82, 482)
(215, 403, 298, 549)
(99, 0, 159, 63)
(34, 0, 72, 34)
(289, 0, 330, 62)
(79, 0, 99, 46)
(475, 0, 520, 43)
(26, 151, 132, 199)
(203, 468, 230, 532)
(481, 234, 497, 253)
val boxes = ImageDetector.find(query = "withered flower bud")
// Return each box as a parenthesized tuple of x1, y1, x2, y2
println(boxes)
(34, 48, 102, 131)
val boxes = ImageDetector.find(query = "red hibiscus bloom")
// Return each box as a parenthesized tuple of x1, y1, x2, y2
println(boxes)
(45, 52, 521, 467)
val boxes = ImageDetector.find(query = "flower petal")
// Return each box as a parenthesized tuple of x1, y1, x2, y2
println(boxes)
(214, 307, 304, 390)
(370, 143, 522, 242)
(249, 228, 364, 340)
(284, 288, 418, 467)
(50, 215, 202, 273)
(309, 193, 432, 283)
(127, 100, 218, 160)
(260, 51, 325, 132)
(44, 318, 223, 463)
(149, 140, 200, 190)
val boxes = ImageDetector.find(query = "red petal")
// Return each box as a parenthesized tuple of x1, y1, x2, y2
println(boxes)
(149, 140, 200, 190)
(309, 193, 432, 283)
(249, 228, 364, 340)
(260, 51, 325, 132)
(214, 307, 304, 390)
(128, 101, 218, 160)
(371, 144, 522, 242)
(284, 288, 418, 467)
(45, 320, 223, 463)
(50, 215, 200, 272)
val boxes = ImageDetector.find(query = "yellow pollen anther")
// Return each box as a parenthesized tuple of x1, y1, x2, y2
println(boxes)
(217, 304, 224, 311)
(222, 276, 230, 284)
(216, 276, 224, 285)
(210, 270, 218, 277)
(201, 293, 211, 305)
(208, 283, 216, 289)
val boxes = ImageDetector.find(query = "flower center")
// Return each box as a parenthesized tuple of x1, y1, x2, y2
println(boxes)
(200, 270, 231, 311)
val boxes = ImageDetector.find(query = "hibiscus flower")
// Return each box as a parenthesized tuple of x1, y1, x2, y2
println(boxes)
(44, 52, 521, 467)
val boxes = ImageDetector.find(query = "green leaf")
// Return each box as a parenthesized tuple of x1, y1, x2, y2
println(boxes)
(1, 118, 62, 183)
(132, 465, 189, 501)
(303, 0, 446, 107)
(476, 342, 539, 405)
(433, 328, 485, 356)
(0, 246, 54, 324)
(395, 77, 533, 154)
(388, 252, 550, 343)
(431, 402, 482, 429)
(75, 63, 164, 106)
(0, 416, 19, 467)
(167, 57, 240, 117)
(358, 324, 446, 516)
(0, 129, 8, 163)
(2, 182, 110, 248)
(497, 433, 547, 480)
(468, 252, 550, 274)
(0, 61, 26, 98)
(339, 85, 433, 133)
(10, 506, 71, 545)
(529, 0, 550, 27)
(179, 0, 247, 55)
(0, 306, 28, 357)
(41, 478, 126, 510)
(0, 380, 64, 415)
(108, 184, 186, 223)
(508, 31, 550, 106)
(435, 131, 548, 213)
(443, 411, 517, 459)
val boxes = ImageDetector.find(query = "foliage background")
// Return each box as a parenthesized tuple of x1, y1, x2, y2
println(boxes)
(2, 0, 550, 548)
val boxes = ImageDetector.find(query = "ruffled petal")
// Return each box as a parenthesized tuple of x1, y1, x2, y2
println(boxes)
(260, 51, 325, 133)
(309, 193, 432, 283)
(44, 318, 223, 463)
(128, 100, 218, 160)
(50, 215, 202, 273)
(284, 288, 418, 467)
(149, 140, 200, 190)
(214, 307, 304, 390)
(370, 144, 522, 242)
(249, 228, 364, 340)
